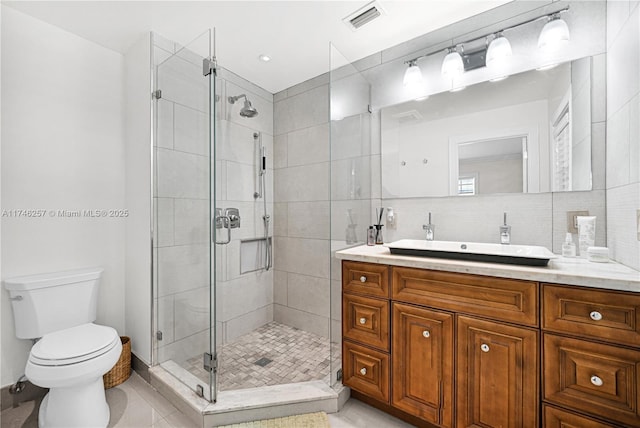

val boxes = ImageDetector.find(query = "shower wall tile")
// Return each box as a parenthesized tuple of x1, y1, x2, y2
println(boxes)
(607, 4, 640, 117)
(157, 100, 174, 149)
(330, 199, 371, 243)
(173, 198, 209, 245)
(217, 270, 273, 322)
(157, 57, 208, 113)
(287, 273, 330, 317)
(154, 197, 175, 247)
(274, 134, 288, 169)
(274, 163, 329, 202)
(607, 183, 640, 271)
(218, 68, 273, 104)
(287, 201, 330, 239)
(330, 157, 371, 202)
(174, 286, 209, 341)
(630, 94, 640, 183)
(273, 237, 330, 279)
(273, 203, 288, 237)
(226, 161, 260, 202)
(274, 84, 329, 136)
(174, 104, 208, 156)
(331, 115, 370, 161)
(157, 244, 210, 297)
(157, 295, 175, 344)
(274, 89, 288, 103)
(156, 148, 209, 199)
(273, 305, 329, 339)
(224, 305, 274, 343)
(286, 73, 330, 98)
(273, 270, 288, 306)
(606, 103, 631, 188)
(591, 54, 607, 124)
(592, 122, 606, 191)
(287, 123, 330, 167)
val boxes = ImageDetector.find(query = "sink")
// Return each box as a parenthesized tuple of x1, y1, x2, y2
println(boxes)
(385, 239, 557, 266)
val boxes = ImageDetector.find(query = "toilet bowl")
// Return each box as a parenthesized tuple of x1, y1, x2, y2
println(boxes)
(4, 268, 122, 428)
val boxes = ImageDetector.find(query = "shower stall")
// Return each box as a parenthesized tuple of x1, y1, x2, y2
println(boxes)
(150, 31, 370, 412)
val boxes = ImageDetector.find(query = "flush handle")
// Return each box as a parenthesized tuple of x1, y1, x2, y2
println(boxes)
(590, 375, 603, 387)
(590, 311, 603, 321)
(360, 276, 367, 283)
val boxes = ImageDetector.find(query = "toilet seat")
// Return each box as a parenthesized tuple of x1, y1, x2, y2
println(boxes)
(30, 323, 120, 366)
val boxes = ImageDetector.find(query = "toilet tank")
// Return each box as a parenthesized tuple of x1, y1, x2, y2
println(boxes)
(3, 268, 103, 339)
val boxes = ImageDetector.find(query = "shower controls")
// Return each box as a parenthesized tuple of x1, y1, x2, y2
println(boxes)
(213, 208, 241, 245)
(226, 208, 241, 229)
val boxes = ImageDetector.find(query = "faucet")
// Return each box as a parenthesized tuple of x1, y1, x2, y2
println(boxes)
(500, 212, 511, 245)
(422, 212, 435, 241)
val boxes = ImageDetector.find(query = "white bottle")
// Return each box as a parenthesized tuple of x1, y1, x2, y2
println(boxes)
(562, 233, 576, 257)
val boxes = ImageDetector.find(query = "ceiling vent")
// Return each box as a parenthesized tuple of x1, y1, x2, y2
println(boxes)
(343, 1, 386, 31)
(391, 110, 423, 123)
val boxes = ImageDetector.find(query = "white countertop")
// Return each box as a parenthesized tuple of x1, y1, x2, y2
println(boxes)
(335, 244, 640, 293)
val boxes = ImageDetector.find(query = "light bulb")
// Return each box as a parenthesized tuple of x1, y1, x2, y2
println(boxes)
(486, 34, 512, 69)
(403, 62, 423, 87)
(441, 49, 464, 79)
(538, 16, 570, 51)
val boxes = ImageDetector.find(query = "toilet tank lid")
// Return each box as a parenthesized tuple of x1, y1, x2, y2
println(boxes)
(3, 267, 104, 291)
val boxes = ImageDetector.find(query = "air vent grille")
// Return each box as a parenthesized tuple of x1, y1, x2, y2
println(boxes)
(343, 1, 385, 31)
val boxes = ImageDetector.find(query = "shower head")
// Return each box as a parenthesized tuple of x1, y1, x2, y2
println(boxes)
(228, 94, 259, 118)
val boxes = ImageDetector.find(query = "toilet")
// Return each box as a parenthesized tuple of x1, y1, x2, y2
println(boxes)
(4, 268, 122, 428)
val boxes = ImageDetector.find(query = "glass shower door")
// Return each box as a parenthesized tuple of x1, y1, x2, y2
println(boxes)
(152, 29, 218, 402)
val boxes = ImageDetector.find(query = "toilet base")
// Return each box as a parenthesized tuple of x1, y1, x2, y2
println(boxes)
(38, 378, 110, 428)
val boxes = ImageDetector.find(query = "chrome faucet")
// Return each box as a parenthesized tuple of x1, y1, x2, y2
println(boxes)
(500, 212, 511, 245)
(422, 212, 435, 241)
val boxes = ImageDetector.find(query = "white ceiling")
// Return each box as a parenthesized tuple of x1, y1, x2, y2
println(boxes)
(4, 0, 512, 94)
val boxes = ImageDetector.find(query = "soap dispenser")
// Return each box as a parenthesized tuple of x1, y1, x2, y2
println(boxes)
(500, 212, 511, 245)
(562, 232, 576, 257)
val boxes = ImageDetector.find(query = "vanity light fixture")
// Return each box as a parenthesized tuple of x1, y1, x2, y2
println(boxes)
(403, 59, 423, 87)
(538, 13, 570, 51)
(400, 6, 570, 85)
(441, 47, 464, 79)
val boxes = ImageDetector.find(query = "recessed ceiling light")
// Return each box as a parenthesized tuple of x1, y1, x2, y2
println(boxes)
(258, 54, 271, 62)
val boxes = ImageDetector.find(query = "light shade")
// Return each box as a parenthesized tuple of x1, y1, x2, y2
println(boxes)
(538, 16, 570, 51)
(441, 49, 464, 79)
(486, 34, 512, 69)
(403, 62, 423, 87)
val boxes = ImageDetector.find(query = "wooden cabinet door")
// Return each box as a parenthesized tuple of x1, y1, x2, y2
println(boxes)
(543, 405, 617, 428)
(343, 340, 390, 403)
(457, 316, 539, 428)
(392, 303, 453, 428)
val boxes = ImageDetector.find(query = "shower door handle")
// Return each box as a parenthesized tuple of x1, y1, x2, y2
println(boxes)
(213, 213, 231, 245)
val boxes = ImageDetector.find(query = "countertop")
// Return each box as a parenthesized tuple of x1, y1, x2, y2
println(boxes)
(335, 244, 640, 293)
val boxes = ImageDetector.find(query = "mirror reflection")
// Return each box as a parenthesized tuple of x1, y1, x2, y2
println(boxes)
(381, 57, 593, 198)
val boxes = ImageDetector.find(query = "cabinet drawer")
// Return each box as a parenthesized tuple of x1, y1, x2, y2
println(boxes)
(544, 334, 640, 427)
(543, 284, 640, 348)
(543, 405, 619, 428)
(343, 341, 390, 403)
(343, 294, 389, 351)
(343, 261, 389, 298)
(393, 267, 539, 326)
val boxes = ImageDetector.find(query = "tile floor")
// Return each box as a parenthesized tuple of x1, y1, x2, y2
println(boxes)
(185, 322, 341, 391)
(0, 373, 413, 427)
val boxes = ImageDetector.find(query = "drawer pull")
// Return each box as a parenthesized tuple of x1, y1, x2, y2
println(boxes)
(359, 367, 367, 376)
(422, 330, 430, 338)
(590, 375, 603, 387)
(481, 344, 490, 353)
(360, 276, 367, 283)
(359, 317, 367, 325)
(589, 311, 603, 321)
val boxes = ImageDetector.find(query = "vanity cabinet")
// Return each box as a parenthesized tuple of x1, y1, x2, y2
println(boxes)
(341, 260, 640, 427)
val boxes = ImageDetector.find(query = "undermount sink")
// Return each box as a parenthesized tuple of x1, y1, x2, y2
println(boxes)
(385, 239, 557, 266)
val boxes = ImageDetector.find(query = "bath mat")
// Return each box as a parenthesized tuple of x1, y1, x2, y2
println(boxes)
(217, 411, 330, 428)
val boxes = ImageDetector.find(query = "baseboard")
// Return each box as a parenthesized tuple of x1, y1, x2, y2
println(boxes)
(0, 380, 47, 412)
(131, 352, 151, 383)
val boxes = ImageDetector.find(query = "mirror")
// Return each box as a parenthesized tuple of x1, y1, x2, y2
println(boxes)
(381, 57, 594, 198)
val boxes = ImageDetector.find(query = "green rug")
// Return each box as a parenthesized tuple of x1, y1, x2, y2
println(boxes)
(217, 412, 330, 428)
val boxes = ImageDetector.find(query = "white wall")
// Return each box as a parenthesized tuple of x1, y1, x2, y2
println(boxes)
(1, 6, 126, 386)
(606, 0, 640, 270)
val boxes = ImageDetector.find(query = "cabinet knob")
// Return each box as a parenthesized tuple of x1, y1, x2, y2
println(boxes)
(359, 317, 367, 325)
(422, 330, 430, 338)
(481, 344, 490, 353)
(360, 276, 367, 283)
(590, 311, 603, 321)
(590, 375, 603, 387)
(360, 368, 367, 376)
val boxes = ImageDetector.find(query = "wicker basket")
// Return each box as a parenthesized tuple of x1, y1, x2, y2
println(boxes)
(103, 336, 131, 389)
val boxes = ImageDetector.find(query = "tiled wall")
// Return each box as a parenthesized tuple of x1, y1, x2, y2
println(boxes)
(606, 0, 640, 270)
(273, 75, 332, 338)
(153, 33, 275, 367)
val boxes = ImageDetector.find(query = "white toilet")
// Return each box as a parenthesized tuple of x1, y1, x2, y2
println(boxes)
(4, 268, 122, 428)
